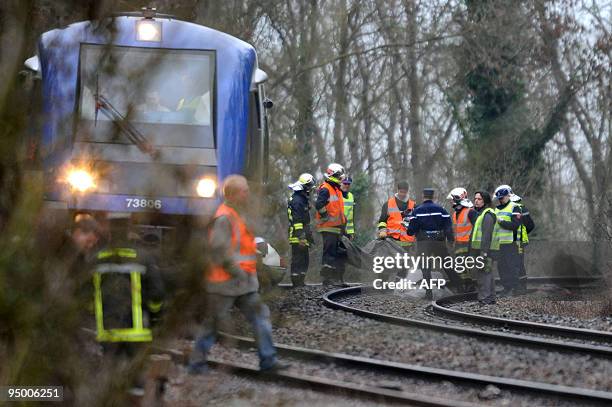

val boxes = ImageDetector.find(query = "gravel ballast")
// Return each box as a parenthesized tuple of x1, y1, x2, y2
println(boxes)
(228, 286, 612, 392)
(190, 343, 597, 406)
(445, 289, 612, 332)
(164, 364, 401, 406)
(164, 285, 612, 405)
(341, 289, 612, 347)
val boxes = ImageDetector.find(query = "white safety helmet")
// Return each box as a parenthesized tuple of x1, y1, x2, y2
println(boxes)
(447, 187, 473, 208)
(447, 187, 468, 201)
(288, 173, 316, 191)
(323, 163, 346, 182)
(494, 184, 513, 200)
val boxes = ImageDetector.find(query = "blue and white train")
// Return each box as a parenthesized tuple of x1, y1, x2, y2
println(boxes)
(25, 9, 271, 220)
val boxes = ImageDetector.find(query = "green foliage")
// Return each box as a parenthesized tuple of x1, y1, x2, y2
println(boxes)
(457, 0, 571, 196)
(464, 65, 525, 145)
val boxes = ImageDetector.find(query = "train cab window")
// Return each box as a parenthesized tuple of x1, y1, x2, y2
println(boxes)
(77, 44, 215, 148)
(245, 91, 264, 182)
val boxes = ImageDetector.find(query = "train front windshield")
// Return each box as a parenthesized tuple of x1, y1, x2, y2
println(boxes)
(78, 44, 215, 148)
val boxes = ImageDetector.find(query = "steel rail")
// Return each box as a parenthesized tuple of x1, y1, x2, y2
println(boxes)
(322, 286, 612, 357)
(433, 293, 612, 345)
(206, 358, 480, 407)
(162, 343, 475, 406)
(216, 334, 612, 405)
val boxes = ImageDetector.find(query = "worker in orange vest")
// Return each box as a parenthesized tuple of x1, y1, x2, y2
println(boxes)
(315, 163, 347, 285)
(188, 175, 281, 374)
(447, 187, 477, 292)
(377, 181, 416, 250)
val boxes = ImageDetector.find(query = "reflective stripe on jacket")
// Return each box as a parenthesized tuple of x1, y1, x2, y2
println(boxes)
(493, 202, 518, 247)
(207, 203, 257, 283)
(288, 190, 311, 245)
(93, 248, 152, 343)
(387, 197, 416, 245)
(288, 206, 305, 245)
(516, 203, 529, 245)
(452, 206, 473, 243)
(316, 182, 346, 233)
(344, 192, 355, 235)
(471, 208, 497, 251)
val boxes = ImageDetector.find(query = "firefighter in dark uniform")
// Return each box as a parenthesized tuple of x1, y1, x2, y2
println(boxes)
(406, 188, 456, 299)
(287, 173, 316, 287)
(92, 213, 165, 355)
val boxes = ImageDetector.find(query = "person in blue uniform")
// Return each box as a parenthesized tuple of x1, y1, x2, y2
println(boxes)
(407, 188, 456, 299)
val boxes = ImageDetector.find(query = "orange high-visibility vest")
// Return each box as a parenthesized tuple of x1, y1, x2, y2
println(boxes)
(387, 197, 416, 243)
(452, 206, 473, 243)
(207, 203, 257, 283)
(315, 182, 346, 232)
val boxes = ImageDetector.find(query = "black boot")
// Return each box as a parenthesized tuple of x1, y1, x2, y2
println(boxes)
(291, 274, 305, 287)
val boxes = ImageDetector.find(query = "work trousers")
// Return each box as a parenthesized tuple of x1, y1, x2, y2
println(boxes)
(191, 292, 277, 369)
(475, 255, 495, 302)
(496, 244, 520, 291)
(392, 240, 414, 279)
(320, 232, 344, 283)
(290, 243, 309, 286)
(454, 243, 475, 292)
(417, 240, 461, 290)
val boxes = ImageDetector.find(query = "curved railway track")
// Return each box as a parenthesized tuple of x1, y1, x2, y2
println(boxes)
(322, 280, 612, 357)
(164, 277, 611, 406)
(432, 293, 612, 345)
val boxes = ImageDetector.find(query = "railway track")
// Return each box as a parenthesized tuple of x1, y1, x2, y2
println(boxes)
(165, 341, 478, 406)
(432, 292, 612, 346)
(206, 358, 479, 407)
(175, 333, 612, 406)
(164, 278, 611, 405)
(322, 283, 612, 357)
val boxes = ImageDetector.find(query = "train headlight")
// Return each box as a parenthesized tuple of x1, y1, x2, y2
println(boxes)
(67, 169, 96, 192)
(196, 178, 216, 198)
(136, 19, 162, 42)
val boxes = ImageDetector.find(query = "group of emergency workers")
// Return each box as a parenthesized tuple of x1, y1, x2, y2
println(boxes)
(61, 166, 535, 391)
(287, 163, 535, 303)
(287, 164, 355, 286)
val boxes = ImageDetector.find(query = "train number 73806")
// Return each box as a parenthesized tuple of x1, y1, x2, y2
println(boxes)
(125, 198, 162, 210)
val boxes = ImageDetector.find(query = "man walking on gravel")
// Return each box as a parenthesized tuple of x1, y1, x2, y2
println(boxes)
(188, 175, 281, 373)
